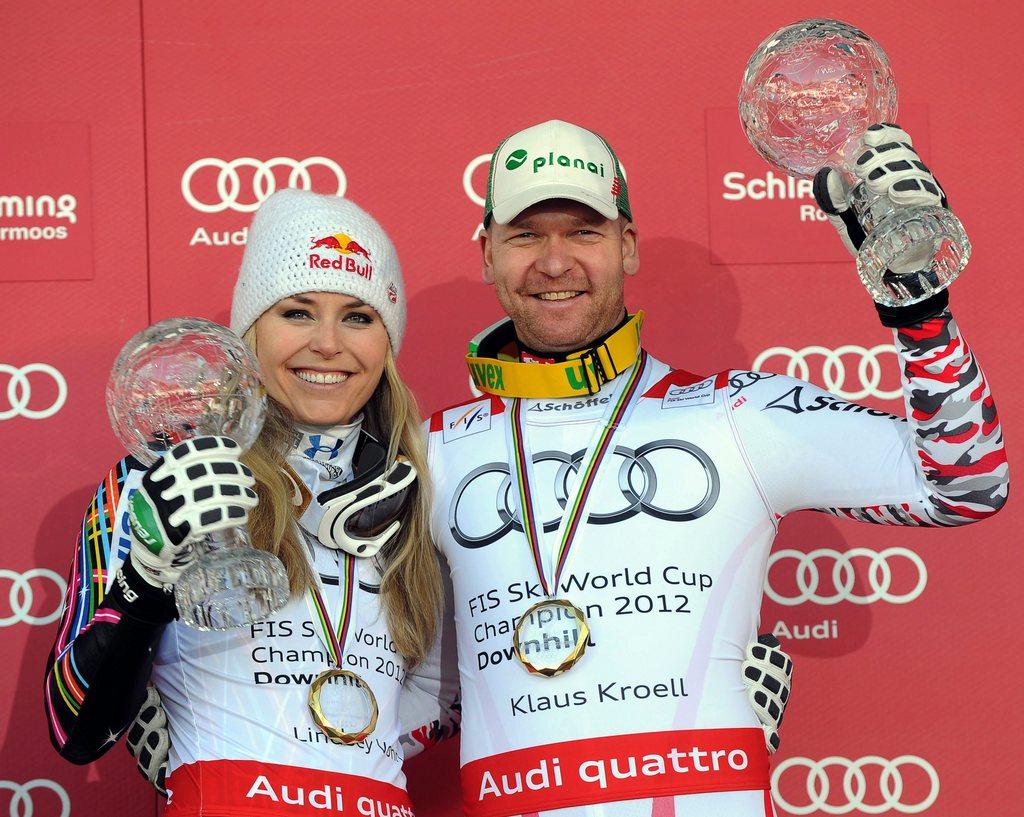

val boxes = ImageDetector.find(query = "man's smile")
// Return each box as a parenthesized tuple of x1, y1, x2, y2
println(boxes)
(533, 290, 584, 301)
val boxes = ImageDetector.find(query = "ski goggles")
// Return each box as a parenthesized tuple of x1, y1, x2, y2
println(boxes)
(314, 433, 417, 558)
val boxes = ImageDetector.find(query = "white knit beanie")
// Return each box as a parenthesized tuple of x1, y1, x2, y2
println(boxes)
(230, 188, 406, 352)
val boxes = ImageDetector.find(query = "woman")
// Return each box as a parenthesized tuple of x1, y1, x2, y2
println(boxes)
(44, 188, 458, 815)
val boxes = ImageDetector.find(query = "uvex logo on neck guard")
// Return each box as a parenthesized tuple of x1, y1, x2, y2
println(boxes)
(469, 361, 505, 392)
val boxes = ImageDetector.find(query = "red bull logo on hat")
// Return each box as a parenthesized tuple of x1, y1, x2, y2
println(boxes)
(309, 232, 373, 279)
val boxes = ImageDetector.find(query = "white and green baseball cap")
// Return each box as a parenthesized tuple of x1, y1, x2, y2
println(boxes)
(483, 120, 632, 226)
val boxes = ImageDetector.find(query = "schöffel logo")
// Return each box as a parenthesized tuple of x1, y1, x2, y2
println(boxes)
(528, 396, 611, 413)
(505, 149, 528, 170)
(308, 233, 373, 280)
(443, 401, 492, 443)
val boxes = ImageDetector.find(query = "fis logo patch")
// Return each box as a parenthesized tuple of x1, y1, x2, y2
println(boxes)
(662, 377, 715, 409)
(443, 400, 492, 443)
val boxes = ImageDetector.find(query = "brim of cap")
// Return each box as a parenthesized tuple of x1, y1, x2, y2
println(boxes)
(490, 181, 620, 225)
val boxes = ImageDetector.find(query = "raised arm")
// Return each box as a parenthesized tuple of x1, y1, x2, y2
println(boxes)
(44, 457, 174, 763)
(45, 437, 258, 763)
(729, 122, 1009, 525)
(729, 303, 1007, 525)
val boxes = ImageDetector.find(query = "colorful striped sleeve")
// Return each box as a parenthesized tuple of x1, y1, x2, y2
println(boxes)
(44, 457, 177, 764)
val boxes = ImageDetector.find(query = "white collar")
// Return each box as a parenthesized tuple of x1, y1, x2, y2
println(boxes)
(287, 416, 364, 540)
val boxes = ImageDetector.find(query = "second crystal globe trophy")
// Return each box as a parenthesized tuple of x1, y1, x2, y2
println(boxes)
(738, 18, 970, 306)
(107, 317, 290, 631)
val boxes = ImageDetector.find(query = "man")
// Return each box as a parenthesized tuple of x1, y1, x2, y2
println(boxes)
(424, 120, 1007, 817)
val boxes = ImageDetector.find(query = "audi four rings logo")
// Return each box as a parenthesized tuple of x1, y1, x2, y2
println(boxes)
(0, 780, 71, 817)
(1, 569, 67, 627)
(0, 364, 67, 421)
(765, 547, 927, 606)
(463, 154, 491, 207)
(772, 755, 939, 814)
(448, 440, 720, 548)
(752, 344, 900, 401)
(181, 157, 347, 213)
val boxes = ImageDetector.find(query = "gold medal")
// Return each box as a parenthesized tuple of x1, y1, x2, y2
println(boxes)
(506, 354, 648, 678)
(305, 553, 378, 744)
(512, 598, 590, 677)
(308, 668, 379, 744)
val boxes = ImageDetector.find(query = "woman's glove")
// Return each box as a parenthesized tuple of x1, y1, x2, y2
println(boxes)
(128, 436, 258, 589)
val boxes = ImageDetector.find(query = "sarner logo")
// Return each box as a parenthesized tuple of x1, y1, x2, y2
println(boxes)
(505, 149, 528, 170)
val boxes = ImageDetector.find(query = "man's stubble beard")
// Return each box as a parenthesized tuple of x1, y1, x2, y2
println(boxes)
(499, 280, 625, 355)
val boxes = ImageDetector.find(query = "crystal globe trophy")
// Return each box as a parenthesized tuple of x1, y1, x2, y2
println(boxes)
(738, 18, 970, 306)
(107, 317, 290, 631)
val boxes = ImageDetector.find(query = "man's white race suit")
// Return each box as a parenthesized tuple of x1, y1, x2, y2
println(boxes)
(426, 309, 1006, 817)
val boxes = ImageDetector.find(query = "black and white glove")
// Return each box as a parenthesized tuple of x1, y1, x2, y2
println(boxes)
(813, 122, 951, 324)
(126, 685, 169, 796)
(813, 122, 946, 260)
(742, 634, 793, 754)
(128, 436, 258, 589)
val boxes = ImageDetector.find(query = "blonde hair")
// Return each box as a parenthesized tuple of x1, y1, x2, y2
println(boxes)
(240, 327, 441, 667)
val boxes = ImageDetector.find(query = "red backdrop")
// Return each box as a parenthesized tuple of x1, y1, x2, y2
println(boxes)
(2, 2, 1020, 816)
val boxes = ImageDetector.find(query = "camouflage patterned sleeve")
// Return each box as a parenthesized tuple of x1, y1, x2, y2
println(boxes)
(859, 309, 1008, 524)
(729, 308, 1008, 526)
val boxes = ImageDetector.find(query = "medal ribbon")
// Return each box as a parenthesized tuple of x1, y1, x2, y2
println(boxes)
(306, 552, 357, 668)
(510, 351, 648, 597)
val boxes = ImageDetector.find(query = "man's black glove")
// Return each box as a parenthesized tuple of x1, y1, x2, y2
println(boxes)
(742, 634, 793, 754)
(125, 685, 169, 796)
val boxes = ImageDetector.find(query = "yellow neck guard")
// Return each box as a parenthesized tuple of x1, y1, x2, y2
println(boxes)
(465, 312, 644, 399)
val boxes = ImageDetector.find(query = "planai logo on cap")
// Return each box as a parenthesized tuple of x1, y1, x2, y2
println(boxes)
(531, 150, 606, 178)
(505, 149, 528, 170)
